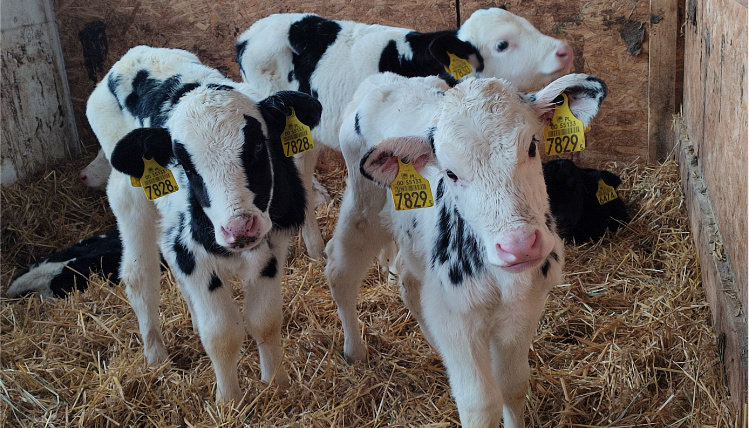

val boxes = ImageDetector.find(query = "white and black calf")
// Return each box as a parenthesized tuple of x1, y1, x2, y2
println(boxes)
(236, 8, 574, 259)
(7, 228, 121, 298)
(325, 73, 607, 427)
(86, 46, 322, 403)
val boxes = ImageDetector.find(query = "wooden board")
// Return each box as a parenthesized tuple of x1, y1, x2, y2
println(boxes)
(461, 0, 651, 167)
(648, 0, 679, 161)
(1, 0, 79, 184)
(681, 0, 748, 409)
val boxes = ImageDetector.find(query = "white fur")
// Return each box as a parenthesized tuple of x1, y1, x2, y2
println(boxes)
(237, 8, 574, 259)
(87, 46, 295, 404)
(325, 73, 605, 427)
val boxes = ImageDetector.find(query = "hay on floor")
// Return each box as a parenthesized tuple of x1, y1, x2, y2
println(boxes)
(0, 154, 740, 427)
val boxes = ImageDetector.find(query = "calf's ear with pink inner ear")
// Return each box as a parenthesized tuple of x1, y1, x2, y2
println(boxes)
(527, 73, 608, 127)
(359, 136, 434, 187)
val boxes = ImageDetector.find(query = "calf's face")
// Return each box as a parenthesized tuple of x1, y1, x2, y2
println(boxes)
(459, 8, 574, 92)
(361, 75, 606, 273)
(110, 86, 321, 252)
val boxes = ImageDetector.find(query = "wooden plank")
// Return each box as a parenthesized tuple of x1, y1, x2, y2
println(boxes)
(1, 0, 80, 185)
(676, 118, 748, 412)
(647, 0, 678, 161)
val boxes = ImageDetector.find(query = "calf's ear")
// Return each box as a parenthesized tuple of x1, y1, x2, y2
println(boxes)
(428, 34, 483, 74)
(528, 74, 608, 127)
(359, 136, 434, 187)
(259, 90, 323, 137)
(110, 128, 173, 178)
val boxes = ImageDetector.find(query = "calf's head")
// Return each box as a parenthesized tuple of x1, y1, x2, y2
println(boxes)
(458, 8, 574, 92)
(360, 74, 606, 272)
(110, 86, 321, 251)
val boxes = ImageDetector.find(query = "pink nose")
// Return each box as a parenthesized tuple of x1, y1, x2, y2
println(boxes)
(495, 229, 544, 266)
(220, 214, 261, 249)
(556, 43, 574, 69)
(79, 171, 88, 183)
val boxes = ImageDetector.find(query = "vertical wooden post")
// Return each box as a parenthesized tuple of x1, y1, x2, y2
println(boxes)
(0, 0, 80, 185)
(648, 0, 679, 162)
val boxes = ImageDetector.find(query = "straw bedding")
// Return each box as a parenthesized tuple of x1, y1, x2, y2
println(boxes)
(0, 152, 739, 426)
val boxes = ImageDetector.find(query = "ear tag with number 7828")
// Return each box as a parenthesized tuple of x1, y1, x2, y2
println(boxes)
(390, 158, 434, 211)
(543, 93, 586, 156)
(281, 107, 314, 157)
(133, 157, 179, 201)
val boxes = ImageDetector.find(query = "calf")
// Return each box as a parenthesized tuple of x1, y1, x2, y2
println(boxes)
(325, 73, 607, 427)
(543, 159, 630, 242)
(7, 228, 121, 298)
(236, 8, 574, 258)
(87, 46, 321, 403)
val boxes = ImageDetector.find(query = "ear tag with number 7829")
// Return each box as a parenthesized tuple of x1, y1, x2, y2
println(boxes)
(543, 93, 586, 156)
(281, 107, 314, 157)
(132, 157, 179, 201)
(390, 158, 434, 211)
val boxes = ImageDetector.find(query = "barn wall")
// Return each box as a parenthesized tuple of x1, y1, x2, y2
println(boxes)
(678, 0, 747, 408)
(1, 0, 79, 185)
(51, 0, 658, 168)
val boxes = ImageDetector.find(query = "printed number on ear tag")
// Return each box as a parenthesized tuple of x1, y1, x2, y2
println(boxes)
(596, 179, 618, 205)
(544, 93, 586, 156)
(136, 157, 179, 201)
(444, 52, 473, 80)
(390, 158, 434, 211)
(281, 107, 314, 157)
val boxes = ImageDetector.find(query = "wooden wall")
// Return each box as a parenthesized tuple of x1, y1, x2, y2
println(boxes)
(676, 0, 747, 408)
(51, 0, 656, 168)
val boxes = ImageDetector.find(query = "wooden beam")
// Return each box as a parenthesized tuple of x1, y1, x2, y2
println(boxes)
(676, 117, 748, 413)
(648, 0, 679, 162)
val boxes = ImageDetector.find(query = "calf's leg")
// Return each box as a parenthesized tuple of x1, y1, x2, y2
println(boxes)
(108, 174, 168, 365)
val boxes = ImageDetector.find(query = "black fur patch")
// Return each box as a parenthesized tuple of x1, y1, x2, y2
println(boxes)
(124, 70, 182, 127)
(173, 237, 195, 275)
(206, 83, 233, 91)
(242, 116, 274, 213)
(107, 74, 123, 110)
(540, 260, 551, 277)
(174, 142, 210, 209)
(208, 273, 223, 291)
(378, 30, 475, 77)
(354, 112, 362, 135)
(235, 40, 248, 75)
(188, 194, 231, 256)
(260, 257, 278, 278)
(431, 198, 485, 285)
(288, 15, 341, 96)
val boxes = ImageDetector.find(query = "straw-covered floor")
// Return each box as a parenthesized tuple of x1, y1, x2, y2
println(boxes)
(0, 153, 740, 427)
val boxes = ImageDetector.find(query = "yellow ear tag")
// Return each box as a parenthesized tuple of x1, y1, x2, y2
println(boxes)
(543, 93, 586, 156)
(389, 158, 434, 211)
(595, 179, 618, 205)
(130, 176, 142, 187)
(281, 107, 314, 157)
(444, 52, 473, 80)
(139, 157, 179, 201)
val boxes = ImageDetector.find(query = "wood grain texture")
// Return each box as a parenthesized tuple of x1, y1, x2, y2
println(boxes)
(648, 0, 678, 161)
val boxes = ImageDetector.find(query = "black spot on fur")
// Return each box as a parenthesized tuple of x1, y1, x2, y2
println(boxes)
(354, 112, 362, 135)
(242, 116, 274, 213)
(208, 273, 223, 291)
(107, 74, 123, 110)
(431, 199, 485, 285)
(173, 238, 195, 276)
(235, 40, 248, 75)
(288, 15, 341, 95)
(427, 127, 437, 154)
(188, 195, 231, 256)
(174, 142, 210, 209)
(207, 83, 233, 91)
(260, 257, 278, 278)
(124, 70, 183, 127)
(378, 31, 483, 77)
(541, 260, 551, 277)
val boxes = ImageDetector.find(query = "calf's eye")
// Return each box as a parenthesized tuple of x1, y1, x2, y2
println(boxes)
(496, 41, 509, 52)
(528, 140, 537, 158)
(445, 170, 458, 182)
